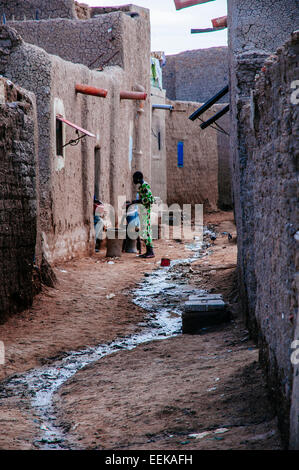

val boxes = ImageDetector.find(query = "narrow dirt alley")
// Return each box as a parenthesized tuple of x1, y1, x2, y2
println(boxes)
(0, 212, 281, 450)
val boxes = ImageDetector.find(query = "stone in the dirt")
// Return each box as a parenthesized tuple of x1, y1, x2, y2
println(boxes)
(214, 428, 229, 434)
(182, 298, 230, 334)
(189, 431, 211, 439)
(106, 293, 115, 299)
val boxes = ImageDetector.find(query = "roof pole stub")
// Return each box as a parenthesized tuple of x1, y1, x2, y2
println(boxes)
(75, 84, 108, 98)
(120, 91, 147, 101)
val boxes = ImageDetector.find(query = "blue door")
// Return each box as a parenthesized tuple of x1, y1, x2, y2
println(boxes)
(177, 141, 184, 167)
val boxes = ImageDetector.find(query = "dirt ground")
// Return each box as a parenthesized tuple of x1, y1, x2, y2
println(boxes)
(0, 211, 282, 450)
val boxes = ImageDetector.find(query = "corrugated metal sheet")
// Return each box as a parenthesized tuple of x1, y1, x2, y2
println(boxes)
(56, 114, 95, 137)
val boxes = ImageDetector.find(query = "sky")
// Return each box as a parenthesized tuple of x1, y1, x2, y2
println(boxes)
(85, 0, 227, 55)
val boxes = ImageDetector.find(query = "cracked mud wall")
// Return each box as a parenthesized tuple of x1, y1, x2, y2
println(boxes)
(162, 47, 229, 103)
(0, 0, 77, 21)
(0, 0, 148, 23)
(228, 0, 299, 334)
(228, 0, 299, 447)
(75, 2, 90, 20)
(8, 6, 151, 75)
(290, 249, 299, 449)
(0, 77, 39, 321)
(242, 32, 298, 447)
(9, 14, 126, 71)
(90, 4, 148, 18)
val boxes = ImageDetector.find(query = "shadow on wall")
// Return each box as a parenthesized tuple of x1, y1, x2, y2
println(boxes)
(217, 113, 232, 210)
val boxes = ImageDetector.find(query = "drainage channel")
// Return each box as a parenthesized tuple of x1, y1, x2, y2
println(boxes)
(0, 238, 213, 450)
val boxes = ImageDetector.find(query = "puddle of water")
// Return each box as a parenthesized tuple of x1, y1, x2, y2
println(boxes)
(0, 235, 211, 449)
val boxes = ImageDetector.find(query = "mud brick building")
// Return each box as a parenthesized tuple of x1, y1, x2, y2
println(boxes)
(0, 0, 77, 21)
(162, 47, 231, 210)
(0, 0, 232, 319)
(0, 77, 39, 320)
(163, 47, 229, 104)
(0, 4, 151, 264)
(0, 2, 151, 317)
(151, 46, 232, 208)
(227, 0, 299, 448)
(165, 100, 230, 211)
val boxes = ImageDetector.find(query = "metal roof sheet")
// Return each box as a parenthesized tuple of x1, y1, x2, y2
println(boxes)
(56, 114, 95, 138)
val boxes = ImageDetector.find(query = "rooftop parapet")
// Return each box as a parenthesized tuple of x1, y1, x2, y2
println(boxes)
(0, 0, 77, 21)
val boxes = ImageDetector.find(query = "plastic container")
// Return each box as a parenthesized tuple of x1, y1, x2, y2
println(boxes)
(124, 206, 140, 253)
(161, 258, 171, 267)
(106, 228, 126, 257)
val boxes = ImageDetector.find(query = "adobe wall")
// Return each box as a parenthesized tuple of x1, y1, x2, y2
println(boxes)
(7, 6, 152, 204)
(90, 4, 148, 18)
(9, 14, 125, 70)
(7, 5, 150, 73)
(240, 33, 298, 446)
(290, 250, 299, 449)
(0, 0, 148, 22)
(0, 0, 76, 21)
(162, 47, 229, 103)
(228, 0, 299, 336)
(75, 2, 90, 20)
(0, 23, 151, 264)
(227, 0, 299, 447)
(151, 87, 167, 202)
(217, 117, 231, 210)
(0, 76, 38, 321)
(166, 100, 230, 211)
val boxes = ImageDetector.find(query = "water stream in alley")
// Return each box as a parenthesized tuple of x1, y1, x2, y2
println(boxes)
(0, 236, 213, 449)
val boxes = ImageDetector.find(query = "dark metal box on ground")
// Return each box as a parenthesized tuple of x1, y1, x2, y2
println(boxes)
(182, 295, 230, 334)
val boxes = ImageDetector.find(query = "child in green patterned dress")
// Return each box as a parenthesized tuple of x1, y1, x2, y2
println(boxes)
(131, 171, 155, 258)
